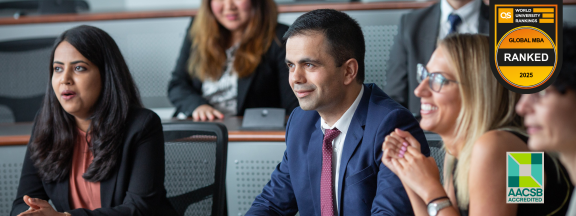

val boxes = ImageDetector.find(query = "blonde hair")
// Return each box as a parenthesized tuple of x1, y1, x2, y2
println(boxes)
(439, 34, 523, 209)
(189, 0, 279, 81)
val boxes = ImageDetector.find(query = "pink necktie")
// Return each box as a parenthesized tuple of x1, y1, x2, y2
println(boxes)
(321, 128, 341, 216)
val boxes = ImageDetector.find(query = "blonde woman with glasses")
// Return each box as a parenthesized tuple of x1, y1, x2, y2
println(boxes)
(381, 34, 572, 216)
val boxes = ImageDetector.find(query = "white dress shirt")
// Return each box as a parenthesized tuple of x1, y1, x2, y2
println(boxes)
(319, 85, 364, 212)
(438, 0, 481, 39)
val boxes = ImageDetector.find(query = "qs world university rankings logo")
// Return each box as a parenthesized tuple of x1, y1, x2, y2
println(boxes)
(507, 152, 544, 203)
(490, 0, 563, 94)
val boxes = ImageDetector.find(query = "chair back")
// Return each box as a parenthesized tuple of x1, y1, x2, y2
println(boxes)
(0, 37, 55, 123)
(426, 132, 445, 183)
(163, 122, 228, 216)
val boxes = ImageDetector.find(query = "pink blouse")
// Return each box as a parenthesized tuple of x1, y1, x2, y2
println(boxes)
(68, 129, 101, 210)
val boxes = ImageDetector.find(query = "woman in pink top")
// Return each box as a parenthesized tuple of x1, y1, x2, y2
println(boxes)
(11, 25, 177, 216)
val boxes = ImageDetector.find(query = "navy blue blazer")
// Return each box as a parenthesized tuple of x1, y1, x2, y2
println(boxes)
(247, 83, 430, 216)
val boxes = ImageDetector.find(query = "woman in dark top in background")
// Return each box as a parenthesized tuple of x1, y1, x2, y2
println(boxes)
(517, 26, 576, 216)
(11, 25, 177, 216)
(380, 34, 571, 216)
(168, 0, 298, 121)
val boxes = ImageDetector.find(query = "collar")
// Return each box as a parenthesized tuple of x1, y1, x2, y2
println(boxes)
(320, 85, 364, 135)
(440, 0, 481, 27)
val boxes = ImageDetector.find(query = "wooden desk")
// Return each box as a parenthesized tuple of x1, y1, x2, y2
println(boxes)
(0, 117, 442, 146)
(0, 116, 286, 146)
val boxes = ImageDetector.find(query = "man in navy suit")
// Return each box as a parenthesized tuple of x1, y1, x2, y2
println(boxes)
(246, 9, 430, 216)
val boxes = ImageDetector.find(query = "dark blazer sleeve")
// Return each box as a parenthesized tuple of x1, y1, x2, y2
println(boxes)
(167, 19, 208, 116)
(383, 14, 410, 108)
(68, 112, 173, 216)
(246, 109, 298, 216)
(10, 123, 50, 216)
(371, 108, 429, 215)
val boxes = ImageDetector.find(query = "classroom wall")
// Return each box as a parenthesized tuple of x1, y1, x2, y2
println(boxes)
(0, 5, 574, 121)
(0, 0, 202, 12)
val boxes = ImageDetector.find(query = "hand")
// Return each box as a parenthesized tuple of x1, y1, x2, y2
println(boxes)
(390, 129, 444, 203)
(192, 104, 224, 121)
(18, 195, 67, 216)
(381, 131, 410, 175)
(392, 147, 442, 200)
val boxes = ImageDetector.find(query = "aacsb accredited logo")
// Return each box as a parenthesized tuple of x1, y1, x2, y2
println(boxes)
(490, 0, 563, 94)
(507, 152, 544, 203)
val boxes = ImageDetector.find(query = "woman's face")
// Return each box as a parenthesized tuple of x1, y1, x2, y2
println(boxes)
(516, 88, 576, 152)
(211, 0, 252, 33)
(414, 46, 462, 136)
(52, 41, 102, 119)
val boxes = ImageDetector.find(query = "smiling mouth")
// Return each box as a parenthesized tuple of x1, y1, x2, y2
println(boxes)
(420, 104, 438, 114)
(526, 126, 542, 135)
(225, 14, 238, 20)
(295, 90, 313, 98)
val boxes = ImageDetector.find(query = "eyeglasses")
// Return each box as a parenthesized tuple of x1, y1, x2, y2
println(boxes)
(417, 63, 459, 92)
(526, 89, 548, 103)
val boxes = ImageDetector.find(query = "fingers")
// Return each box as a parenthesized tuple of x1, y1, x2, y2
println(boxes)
(23, 195, 40, 210)
(193, 105, 224, 121)
(212, 109, 224, 120)
(394, 128, 421, 149)
(383, 135, 406, 158)
(389, 132, 406, 144)
(23, 195, 31, 207)
(192, 110, 199, 121)
(402, 147, 415, 162)
(199, 110, 207, 121)
(383, 147, 401, 159)
(391, 158, 404, 170)
(18, 210, 40, 216)
(28, 197, 51, 208)
(206, 111, 215, 121)
(405, 144, 421, 155)
(396, 156, 409, 169)
(207, 109, 224, 121)
(382, 137, 399, 156)
(382, 148, 397, 163)
(381, 149, 391, 164)
(402, 146, 426, 162)
(397, 142, 409, 158)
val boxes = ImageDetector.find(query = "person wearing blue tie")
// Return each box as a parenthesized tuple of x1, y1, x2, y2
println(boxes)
(384, 0, 489, 115)
(246, 9, 430, 216)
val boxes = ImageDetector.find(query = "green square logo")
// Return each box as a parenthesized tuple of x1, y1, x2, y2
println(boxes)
(508, 176, 519, 187)
(506, 152, 544, 203)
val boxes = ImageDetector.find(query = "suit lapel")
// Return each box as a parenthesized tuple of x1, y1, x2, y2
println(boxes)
(236, 71, 256, 114)
(100, 169, 118, 207)
(56, 178, 71, 211)
(478, 1, 489, 34)
(307, 118, 324, 215)
(420, 4, 441, 64)
(336, 85, 370, 215)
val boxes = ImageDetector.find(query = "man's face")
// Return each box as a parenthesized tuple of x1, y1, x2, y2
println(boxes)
(286, 32, 346, 112)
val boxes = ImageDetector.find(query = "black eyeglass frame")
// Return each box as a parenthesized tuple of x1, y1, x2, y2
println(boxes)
(416, 63, 459, 92)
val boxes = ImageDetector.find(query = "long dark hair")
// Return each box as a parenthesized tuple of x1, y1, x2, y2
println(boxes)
(30, 25, 142, 182)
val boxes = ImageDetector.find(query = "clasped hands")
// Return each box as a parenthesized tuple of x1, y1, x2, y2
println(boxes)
(17, 195, 68, 216)
(381, 129, 442, 201)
